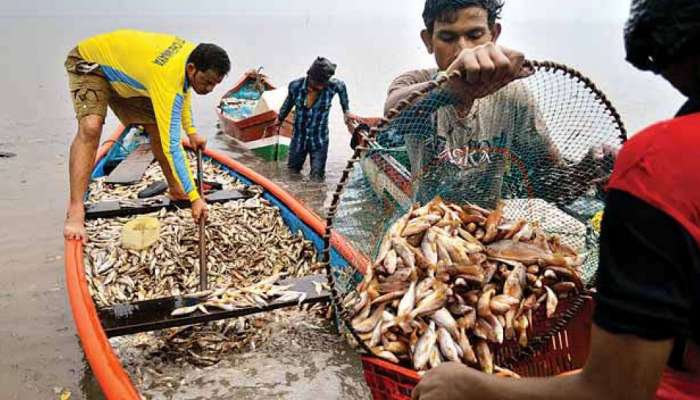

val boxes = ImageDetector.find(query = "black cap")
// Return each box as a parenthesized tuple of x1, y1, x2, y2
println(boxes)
(307, 57, 337, 84)
(625, 0, 700, 72)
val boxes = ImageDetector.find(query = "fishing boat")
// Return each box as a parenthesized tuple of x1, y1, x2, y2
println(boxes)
(359, 140, 413, 210)
(64, 124, 366, 399)
(216, 70, 294, 161)
(348, 117, 414, 209)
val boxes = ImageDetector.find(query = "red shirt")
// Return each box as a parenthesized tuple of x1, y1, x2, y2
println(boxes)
(608, 110, 700, 399)
(609, 113, 700, 245)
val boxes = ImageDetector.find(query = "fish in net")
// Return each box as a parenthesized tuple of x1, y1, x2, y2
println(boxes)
(321, 61, 626, 373)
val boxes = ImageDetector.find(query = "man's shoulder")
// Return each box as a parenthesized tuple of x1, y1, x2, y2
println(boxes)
(289, 77, 305, 90)
(619, 112, 700, 161)
(492, 80, 532, 105)
(611, 113, 700, 198)
(328, 77, 346, 88)
(389, 68, 438, 90)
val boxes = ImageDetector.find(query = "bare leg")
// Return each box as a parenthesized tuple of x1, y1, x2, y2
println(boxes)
(64, 114, 105, 243)
(143, 124, 188, 200)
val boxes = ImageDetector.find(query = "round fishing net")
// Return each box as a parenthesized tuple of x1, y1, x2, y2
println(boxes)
(321, 61, 626, 373)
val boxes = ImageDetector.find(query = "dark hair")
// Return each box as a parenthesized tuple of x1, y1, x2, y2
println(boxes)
(307, 57, 337, 84)
(187, 43, 231, 76)
(423, 0, 504, 33)
(625, 0, 700, 72)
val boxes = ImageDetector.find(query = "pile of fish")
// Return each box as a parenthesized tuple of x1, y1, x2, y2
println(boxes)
(84, 167, 325, 371)
(86, 157, 244, 203)
(113, 306, 326, 373)
(343, 197, 584, 375)
(84, 197, 321, 309)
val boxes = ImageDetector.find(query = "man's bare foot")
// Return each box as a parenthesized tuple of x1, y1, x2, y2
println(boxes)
(64, 204, 87, 244)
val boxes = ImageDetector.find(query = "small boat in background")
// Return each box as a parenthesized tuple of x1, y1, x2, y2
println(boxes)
(348, 117, 413, 209)
(216, 69, 294, 161)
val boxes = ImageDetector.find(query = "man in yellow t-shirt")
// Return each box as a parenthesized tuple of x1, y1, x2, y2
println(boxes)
(63, 30, 230, 243)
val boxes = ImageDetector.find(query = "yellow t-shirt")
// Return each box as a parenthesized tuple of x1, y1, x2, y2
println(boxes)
(78, 29, 200, 201)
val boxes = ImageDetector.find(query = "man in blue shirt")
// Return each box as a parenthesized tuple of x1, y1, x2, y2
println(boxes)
(275, 57, 357, 181)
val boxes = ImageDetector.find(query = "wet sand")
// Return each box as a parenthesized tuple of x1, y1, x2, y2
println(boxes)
(0, 124, 85, 398)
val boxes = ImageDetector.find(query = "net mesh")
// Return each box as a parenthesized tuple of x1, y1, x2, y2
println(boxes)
(323, 61, 626, 370)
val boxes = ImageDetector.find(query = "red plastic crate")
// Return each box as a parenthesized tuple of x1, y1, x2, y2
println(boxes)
(362, 357, 420, 400)
(361, 296, 595, 400)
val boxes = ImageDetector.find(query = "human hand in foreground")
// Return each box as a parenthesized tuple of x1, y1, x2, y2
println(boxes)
(412, 362, 483, 400)
(445, 43, 533, 103)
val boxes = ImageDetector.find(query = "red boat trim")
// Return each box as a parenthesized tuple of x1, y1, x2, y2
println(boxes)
(65, 241, 141, 399)
(216, 72, 277, 129)
(64, 126, 140, 400)
(65, 124, 368, 399)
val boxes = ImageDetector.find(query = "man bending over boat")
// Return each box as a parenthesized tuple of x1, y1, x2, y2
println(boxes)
(382, 0, 615, 206)
(63, 29, 230, 243)
(274, 57, 358, 181)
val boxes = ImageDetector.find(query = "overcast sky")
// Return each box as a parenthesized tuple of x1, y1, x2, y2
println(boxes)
(0, 0, 678, 134)
(1, 0, 633, 23)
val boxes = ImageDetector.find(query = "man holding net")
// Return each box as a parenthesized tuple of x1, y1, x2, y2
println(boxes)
(412, 0, 700, 399)
(381, 0, 614, 206)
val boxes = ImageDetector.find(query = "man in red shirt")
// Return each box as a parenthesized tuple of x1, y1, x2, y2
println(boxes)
(412, 0, 700, 399)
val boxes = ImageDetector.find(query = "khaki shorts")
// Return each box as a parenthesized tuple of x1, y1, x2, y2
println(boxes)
(65, 47, 156, 125)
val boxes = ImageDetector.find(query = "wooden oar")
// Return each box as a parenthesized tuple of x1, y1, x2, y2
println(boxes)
(196, 149, 208, 291)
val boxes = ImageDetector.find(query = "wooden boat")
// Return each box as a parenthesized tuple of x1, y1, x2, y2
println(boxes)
(350, 117, 414, 209)
(64, 124, 366, 399)
(216, 70, 294, 161)
(359, 141, 413, 209)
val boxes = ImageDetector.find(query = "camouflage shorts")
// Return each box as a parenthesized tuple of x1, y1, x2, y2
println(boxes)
(65, 47, 156, 125)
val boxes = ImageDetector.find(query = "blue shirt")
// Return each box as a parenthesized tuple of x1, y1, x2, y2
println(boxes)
(278, 77, 350, 151)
